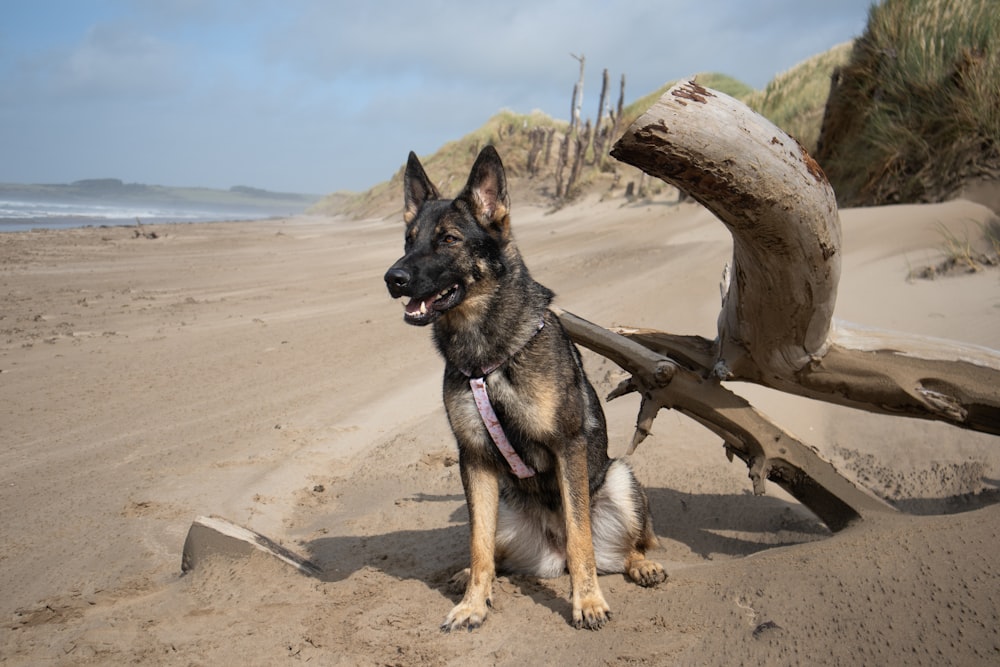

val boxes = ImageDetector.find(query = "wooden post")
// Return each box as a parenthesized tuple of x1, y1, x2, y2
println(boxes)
(592, 68, 610, 164)
(570, 53, 585, 133)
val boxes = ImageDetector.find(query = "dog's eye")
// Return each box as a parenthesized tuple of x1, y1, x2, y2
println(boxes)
(440, 233, 460, 246)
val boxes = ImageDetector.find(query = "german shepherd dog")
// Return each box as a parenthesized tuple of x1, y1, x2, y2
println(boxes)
(384, 146, 665, 631)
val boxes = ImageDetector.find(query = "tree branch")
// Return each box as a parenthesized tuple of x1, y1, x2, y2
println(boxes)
(557, 309, 894, 531)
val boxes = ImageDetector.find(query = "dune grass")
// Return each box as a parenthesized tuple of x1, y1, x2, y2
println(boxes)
(816, 0, 1000, 207)
(745, 42, 853, 155)
(310, 72, 762, 217)
(908, 219, 1000, 279)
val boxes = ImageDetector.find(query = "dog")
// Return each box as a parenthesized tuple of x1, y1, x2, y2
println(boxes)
(383, 145, 665, 631)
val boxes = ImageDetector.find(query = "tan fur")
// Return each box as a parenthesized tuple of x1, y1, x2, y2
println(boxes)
(544, 438, 604, 628)
(482, 373, 560, 441)
(385, 147, 666, 633)
(443, 466, 498, 631)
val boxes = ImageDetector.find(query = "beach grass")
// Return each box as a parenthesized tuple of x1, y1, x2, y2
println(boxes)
(816, 0, 1000, 207)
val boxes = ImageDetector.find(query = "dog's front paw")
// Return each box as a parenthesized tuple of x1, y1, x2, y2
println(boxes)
(628, 559, 667, 587)
(572, 594, 611, 630)
(441, 598, 490, 633)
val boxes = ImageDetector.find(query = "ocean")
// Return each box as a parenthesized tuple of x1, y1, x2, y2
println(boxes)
(0, 199, 288, 233)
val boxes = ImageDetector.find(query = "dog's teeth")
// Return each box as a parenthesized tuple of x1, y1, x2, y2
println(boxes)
(420, 300, 428, 315)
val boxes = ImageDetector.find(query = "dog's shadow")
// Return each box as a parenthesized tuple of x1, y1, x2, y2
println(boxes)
(304, 493, 468, 586)
(300, 474, 1000, 627)
(303, 484, 1000, 623)
(301, 487, 832, 623)
(302, 492, 573, 622)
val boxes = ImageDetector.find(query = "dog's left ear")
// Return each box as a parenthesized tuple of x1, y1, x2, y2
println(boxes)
(459, 146, 510, 237)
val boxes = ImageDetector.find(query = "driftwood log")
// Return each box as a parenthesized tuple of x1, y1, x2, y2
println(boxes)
(558, 79, 1000, 531)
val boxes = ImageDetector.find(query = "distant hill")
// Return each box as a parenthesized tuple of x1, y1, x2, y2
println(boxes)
(0, 179, 322, 216)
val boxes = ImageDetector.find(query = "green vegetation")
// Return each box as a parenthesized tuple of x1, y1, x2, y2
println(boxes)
(411, 109, 567, 182)
(909, 219, 1000, 279)
(310, 110, 570, 217)
(623, 72, 755, 126)
(745, 42, 853, 154)
(816, 0, 1000, 207)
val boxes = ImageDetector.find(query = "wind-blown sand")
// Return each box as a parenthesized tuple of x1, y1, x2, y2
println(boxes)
(2, 195, 998, 665)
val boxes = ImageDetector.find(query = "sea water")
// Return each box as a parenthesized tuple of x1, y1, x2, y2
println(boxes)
(0, 199, 284, 233)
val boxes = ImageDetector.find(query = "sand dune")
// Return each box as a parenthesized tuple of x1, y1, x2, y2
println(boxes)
(1, 195, 998, 665)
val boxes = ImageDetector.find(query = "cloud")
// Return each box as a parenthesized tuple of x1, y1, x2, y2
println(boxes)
(268, 1, 638, 88)
(267, 0, 863, 89)
(17, 22, 183, 102)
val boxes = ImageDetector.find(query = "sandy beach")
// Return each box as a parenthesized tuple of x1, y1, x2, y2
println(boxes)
(2, 192, 999, 665)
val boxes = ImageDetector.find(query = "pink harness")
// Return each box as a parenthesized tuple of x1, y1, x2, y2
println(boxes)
(460, 319, 544, 479)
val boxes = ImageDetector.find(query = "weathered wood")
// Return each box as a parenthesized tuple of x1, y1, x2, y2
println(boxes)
(555, 132, 569, 198)
(592, 68, 610, 163)
(611, 79, 841, 380)
(182, 515, 320, 576)
(570, 53, 585, 133)
(608, 79, 1000, 436)
(617, 326, 1000, 435)
(557, 309, 895, 531)
(609, 73, 625, 148)
(566, 120, 591, 198)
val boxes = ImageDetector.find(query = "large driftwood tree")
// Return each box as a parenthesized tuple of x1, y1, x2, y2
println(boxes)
(558, 79, 1000, 531)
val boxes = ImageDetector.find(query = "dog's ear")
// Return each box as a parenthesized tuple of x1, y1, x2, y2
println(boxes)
(459, 145, 510, 237)
(403, 152, 441, 224)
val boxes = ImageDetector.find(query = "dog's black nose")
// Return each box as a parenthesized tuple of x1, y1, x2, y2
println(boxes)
(384, 267, 411, 296)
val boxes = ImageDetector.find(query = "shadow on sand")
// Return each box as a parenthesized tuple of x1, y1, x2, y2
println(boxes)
(293, 482, 1000, 623)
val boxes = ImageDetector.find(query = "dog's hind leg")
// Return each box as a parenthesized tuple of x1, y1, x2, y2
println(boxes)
(624, 508, 666, 587)
(591, 459, 667, 587)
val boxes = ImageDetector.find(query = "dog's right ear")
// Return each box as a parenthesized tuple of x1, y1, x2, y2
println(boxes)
(403, 152, 441, 224)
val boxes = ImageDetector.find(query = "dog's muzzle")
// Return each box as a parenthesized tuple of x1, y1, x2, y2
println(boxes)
(384, 262, 463, 326)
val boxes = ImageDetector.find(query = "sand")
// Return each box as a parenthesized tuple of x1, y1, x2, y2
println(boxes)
(1, 194, 999, 665)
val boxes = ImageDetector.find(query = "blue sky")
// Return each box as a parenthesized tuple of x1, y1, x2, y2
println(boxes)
(0, 1, 874, 195)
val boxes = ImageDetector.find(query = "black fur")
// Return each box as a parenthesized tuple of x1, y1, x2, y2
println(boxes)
(384, 146, 664, 632)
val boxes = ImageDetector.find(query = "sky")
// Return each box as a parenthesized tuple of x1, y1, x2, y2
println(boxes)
(0, 1, 875, 195)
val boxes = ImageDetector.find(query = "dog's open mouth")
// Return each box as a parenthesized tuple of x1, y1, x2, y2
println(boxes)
(402, 284, 462, 325)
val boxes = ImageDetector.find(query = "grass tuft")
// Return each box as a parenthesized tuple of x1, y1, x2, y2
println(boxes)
(908, 218, 1000, 279)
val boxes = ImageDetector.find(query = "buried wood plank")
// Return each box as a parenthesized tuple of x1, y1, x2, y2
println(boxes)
(181, 515, 320, 577)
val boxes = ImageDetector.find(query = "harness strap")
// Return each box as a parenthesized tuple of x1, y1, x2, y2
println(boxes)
(468, 377, 536, 479)
(460, 318, 544, 479)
